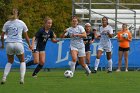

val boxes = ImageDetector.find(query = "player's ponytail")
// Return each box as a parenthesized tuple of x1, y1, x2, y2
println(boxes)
(8, 8, 19, 20)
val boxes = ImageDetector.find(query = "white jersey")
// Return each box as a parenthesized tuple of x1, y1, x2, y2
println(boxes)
(98, 25, 113, 50)
(65, 25, 85, 48)
(2, 19, 28, 43)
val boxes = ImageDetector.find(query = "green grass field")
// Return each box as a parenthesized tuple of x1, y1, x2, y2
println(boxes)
(0, 69, 140, 93)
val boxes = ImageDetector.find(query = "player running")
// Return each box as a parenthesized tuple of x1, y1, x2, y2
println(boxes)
(26, 17, 59, 77)
(75, 23, 95, 69)
(61, 16, 91, 76)
(93, 17, 114, 73)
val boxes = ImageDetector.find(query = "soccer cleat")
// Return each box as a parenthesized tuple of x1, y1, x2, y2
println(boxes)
(85, 71, 91, 76)
(20, 81, 24, 84)
(20, 79, 24, 84)
(1, 79, 6, 85)
(125, 69, 128, 72)
(116, 69, 121, 72)
(107, 70, 112, 73)
(32, 75, 37, 78)
(91, 70, 97, 73)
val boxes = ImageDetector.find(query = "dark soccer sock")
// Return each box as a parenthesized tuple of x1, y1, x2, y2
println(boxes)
(32, 64, 43, 76)
(86, 63, 90, 69)
(75, 61, 79, 70)
(88, 65, 91, 69)
(26, 60, 36, 67)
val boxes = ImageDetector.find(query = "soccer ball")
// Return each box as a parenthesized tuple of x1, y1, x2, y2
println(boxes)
(122, 33, 128, 38)
(64, 70, 73, 78)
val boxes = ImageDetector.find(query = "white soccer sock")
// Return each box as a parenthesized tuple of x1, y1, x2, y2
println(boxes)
(85, 65, 91, 73)
(20, 62, 26, 81)
(3, 63, 12, 80)
(108, 59, 112, 71)
(69, 61, 76, 73)
(94, 58, 100, 70)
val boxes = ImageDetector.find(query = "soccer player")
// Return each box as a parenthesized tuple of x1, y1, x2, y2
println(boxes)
(61, 16, 91, 76)
(75, 23, 95, 69)
(0, 8, 32, 84)
(116, 23, 132, 72)
(26, 17, 59, 77)
(93, 17, 114, 73)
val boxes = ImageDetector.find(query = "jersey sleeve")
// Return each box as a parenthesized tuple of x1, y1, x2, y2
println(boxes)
(79, 25, 85, 33)
(50, 31, 54, 38)
(35, 29, 41, 39)
(20, 20, 28, 32)
(108, 26, 113, 34)
(2, 21, 9, 32)
(64, 28, 69, 36)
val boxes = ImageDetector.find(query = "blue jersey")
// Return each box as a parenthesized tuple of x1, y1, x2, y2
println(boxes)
(34, 27, 54, 51)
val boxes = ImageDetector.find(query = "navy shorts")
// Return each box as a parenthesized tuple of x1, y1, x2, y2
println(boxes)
(32, 48, 45, 53)
(85, 45, 90, 52)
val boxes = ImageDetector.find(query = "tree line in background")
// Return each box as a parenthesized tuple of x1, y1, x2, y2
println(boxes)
(0, 0, 72, 37)
(0, 0, 140, 37)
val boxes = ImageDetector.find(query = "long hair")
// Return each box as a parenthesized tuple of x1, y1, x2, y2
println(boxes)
(102, 16, 109, 25)
(8, 8, 19, 20)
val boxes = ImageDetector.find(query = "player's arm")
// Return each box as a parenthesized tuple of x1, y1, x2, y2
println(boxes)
(117, 33, 123, 42)
(31, 37, 35, 49)
(51, 32, 59, 43)
(90, 33, 95, 43)
(23, 32, 32, 50)
(127, 37, 132, 41)
(107, 27, 114, 38)
(74, 31, 87, 38)
(107, 32, 113, 38)
(126, 32, 132, 41)
(60, 29, 67, 38)
(1, 32, 5, 48)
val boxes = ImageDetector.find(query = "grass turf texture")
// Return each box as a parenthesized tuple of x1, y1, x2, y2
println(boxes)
(0, 70, 140, 93)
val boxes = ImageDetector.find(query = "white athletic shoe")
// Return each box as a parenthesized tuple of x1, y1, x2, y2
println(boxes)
(20, 79, 24, 84)
(1, 78, 6, 85)
(116, 69, 121, 72)
(32, 75, 37, 78)
(85, 71, 91, 76)
(125, 69, 128, 72)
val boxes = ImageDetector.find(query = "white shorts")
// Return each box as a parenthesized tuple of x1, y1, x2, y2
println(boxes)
(98, 45, 112, 52)
(6, 42, 24, 55)
(70, 45, 85, 57)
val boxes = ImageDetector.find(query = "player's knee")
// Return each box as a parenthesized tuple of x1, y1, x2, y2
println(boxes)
(39, 61, 45, 65)
(72, 58, 77, 62)
(34, 60, 39, 64)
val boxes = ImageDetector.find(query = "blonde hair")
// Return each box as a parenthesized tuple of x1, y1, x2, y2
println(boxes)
(8, 8, 19, 20)
(44, 16, 52, 23)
